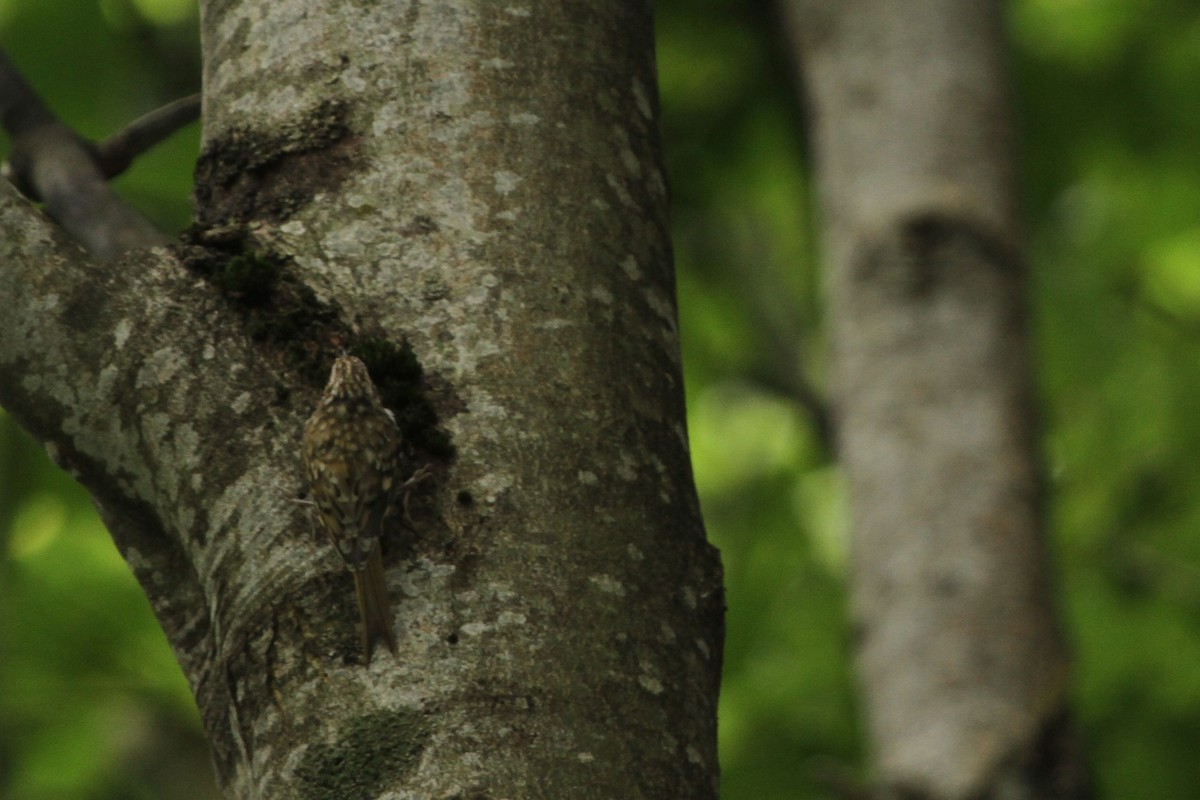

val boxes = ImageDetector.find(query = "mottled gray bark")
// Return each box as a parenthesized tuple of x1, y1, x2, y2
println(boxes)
(786, 1, 1088, 797)
(0, 1, 722, 797)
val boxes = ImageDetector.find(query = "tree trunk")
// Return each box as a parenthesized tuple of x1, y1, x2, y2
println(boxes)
(785, 1, 1089, 797)
(0, 1, 722, 797)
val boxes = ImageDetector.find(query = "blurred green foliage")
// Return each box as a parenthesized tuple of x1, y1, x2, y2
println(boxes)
(3, 0, 1200, 798)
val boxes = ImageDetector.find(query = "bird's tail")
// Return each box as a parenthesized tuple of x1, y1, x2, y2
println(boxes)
(353, 544, 398, 661)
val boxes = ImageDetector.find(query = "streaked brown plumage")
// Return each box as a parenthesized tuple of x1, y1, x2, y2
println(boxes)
(303, 355, 401, 660)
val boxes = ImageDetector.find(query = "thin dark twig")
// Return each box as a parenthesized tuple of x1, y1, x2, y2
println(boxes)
(96, 93, 201, 179)
(725, 228, 837, 456)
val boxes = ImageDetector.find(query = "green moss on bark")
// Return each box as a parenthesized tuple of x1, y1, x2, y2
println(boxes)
(295, 709, 429, 800)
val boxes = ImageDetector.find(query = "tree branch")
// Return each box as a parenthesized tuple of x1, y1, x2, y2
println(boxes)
(0, 172, 325, 758)
(727, 245, 836, 453)
(0, 47, 170, 258)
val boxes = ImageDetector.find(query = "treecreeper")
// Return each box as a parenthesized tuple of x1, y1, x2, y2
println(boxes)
(302, 354, 425, 661)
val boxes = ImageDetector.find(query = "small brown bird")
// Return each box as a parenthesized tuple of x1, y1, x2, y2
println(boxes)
(303, 355, 403, 661)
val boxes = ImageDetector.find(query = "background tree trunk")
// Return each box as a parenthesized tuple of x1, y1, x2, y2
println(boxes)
(786, 1, 1089, 796)
(0, 1, 722, 797)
